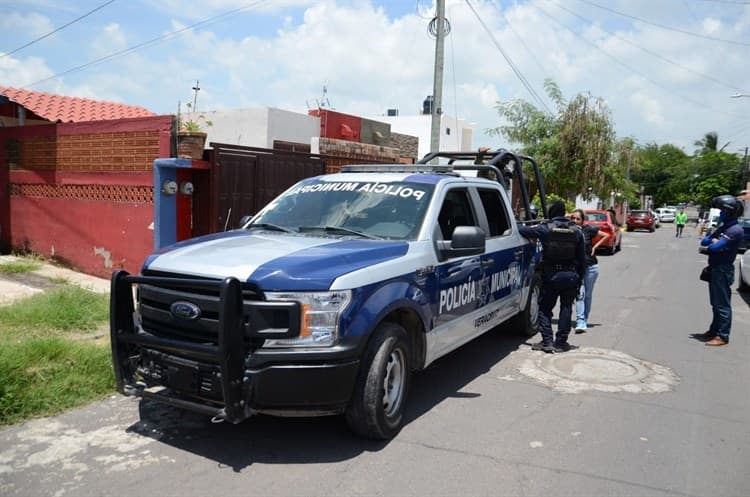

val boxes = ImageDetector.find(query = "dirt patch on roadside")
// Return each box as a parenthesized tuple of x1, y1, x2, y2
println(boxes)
(1, 271, 65, 292)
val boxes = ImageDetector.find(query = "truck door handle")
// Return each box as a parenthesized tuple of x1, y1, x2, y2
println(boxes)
(482, 260, 494, 268)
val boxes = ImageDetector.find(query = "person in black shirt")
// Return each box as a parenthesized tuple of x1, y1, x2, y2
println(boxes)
(570, 209, 610, 333)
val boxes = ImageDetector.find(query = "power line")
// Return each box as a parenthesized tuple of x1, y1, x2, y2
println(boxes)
(1, 0, 116, 59)
(546, 0, 750, 93)
(21, 0, 270, 88)
(489, 0, 549, 78)
(533, 2, 748, 120)
(464, 0, 553, 115)
(576, 0, 750, 46)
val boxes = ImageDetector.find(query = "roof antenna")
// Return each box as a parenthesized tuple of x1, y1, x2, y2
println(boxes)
(306, 82, 332, 110)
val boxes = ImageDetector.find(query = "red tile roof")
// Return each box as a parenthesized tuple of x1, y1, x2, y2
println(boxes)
(0, 86, 156, 123)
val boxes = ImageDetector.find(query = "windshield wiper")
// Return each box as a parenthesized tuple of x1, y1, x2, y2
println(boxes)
(298, 225, 380, 239)
(246, 222, 294, 233)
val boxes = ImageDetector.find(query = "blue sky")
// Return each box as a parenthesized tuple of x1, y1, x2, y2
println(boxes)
(1, 0, 749, 155)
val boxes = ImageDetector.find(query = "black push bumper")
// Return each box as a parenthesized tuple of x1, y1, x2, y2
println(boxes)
(109, 270, 359, 423)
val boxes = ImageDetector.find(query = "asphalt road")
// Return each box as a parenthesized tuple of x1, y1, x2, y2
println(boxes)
(2, 222, 749, 497)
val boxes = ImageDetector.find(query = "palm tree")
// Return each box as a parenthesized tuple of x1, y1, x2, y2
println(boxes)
(694, 132, 729, 154)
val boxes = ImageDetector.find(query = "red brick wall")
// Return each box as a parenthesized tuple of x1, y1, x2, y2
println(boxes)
(315, 137, 400, 173)
(1, 115, 172, 276)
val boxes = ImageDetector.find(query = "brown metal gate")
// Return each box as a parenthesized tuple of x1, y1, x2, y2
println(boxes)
(208, 143, 326, 232)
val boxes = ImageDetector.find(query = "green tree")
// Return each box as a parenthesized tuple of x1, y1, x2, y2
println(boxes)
(691, 151, 743, 207)
(632, 143, 690, 206)
(488, 79, 621, 201)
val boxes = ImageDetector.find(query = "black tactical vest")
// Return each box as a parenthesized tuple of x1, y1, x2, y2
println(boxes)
(543, 220, 578, 270)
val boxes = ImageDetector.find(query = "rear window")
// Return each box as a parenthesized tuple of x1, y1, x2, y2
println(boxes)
(631, 210, 649, 217)
(586, 212, 607, 222)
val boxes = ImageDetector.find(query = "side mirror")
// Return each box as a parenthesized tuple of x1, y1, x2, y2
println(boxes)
(437, 225, 485, 260)
(239, 215, 252, 227)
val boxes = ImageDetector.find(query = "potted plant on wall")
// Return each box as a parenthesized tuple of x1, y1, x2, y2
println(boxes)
(176, 102, 212, 160)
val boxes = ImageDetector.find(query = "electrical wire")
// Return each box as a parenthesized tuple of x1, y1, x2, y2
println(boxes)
(533, 1, 748, 120)
(464, 0, 553, 115)
(545, 0, 750, 93)
(575, 0, 750, 46)
(20, 0, 271, 88)
(489, 0, 549, 78)
(1, 0, 117, 59)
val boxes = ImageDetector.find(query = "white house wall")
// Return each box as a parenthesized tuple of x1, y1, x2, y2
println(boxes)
(364, 114, 474, 160)
(187, 108, 319, 149)
(266, 108, 320, 148)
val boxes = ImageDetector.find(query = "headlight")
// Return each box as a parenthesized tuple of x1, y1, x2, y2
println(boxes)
(262, 290, 352, 347)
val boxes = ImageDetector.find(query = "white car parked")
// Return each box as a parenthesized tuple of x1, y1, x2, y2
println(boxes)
(655, 207, 676, 222)
(740, 248, 750, 292)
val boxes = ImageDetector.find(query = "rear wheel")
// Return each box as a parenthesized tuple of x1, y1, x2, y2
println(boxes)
(346, 323, 410, 439)
(508, 271, 542, 337)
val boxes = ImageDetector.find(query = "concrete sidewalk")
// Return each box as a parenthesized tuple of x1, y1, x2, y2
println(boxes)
(0, 255, 110, 306)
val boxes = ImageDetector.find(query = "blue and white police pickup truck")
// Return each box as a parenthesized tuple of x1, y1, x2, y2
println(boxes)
(110, 150, 547, 439)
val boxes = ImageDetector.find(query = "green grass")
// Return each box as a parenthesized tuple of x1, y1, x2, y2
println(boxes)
(0, 286, 114, 425)
(0, 259, 42, 274)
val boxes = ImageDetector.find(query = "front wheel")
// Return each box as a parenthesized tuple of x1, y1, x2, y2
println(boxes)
(346, 323, 410, 439)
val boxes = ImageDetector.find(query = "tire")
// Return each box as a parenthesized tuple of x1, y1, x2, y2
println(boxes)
(609, 242, 616, 255)
(616, 238, 622, 252)
(740, 267, 750, 293)
(508, 271, 542, 337)
(346, 323, 410, 440)
(649, 226, 655, 232)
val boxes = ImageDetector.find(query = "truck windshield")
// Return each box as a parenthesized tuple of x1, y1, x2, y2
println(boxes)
(250, 179, 435, 240)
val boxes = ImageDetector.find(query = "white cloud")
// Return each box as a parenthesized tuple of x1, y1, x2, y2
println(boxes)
(1, 0, 748, 151)
(0, 11, 54, 40)
(0, 55, 54, 89)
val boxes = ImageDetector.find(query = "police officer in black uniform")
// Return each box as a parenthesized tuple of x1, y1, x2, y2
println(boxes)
(519, 200, 586, 353)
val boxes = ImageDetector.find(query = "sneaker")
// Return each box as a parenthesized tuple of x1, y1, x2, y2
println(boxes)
(575, 324, 587, 334)
(553, 342, 572, 353)
(531, 341, 555, 353)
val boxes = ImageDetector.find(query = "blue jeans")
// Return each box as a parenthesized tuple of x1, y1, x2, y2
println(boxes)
(576, 264, 600, 327)
(708, 263, 734, 341)
(539, 271, 579, 345)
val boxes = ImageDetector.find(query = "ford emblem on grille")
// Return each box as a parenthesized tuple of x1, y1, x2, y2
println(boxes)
(170, 301, 201, 320)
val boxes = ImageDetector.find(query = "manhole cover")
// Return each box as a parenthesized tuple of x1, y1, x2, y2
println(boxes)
(518, 347, 679, 394)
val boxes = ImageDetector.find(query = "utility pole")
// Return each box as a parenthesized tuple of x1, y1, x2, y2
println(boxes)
(191, 80, 200, 109)
(742, 146, 749, 193)
(429, 0, 445, 156)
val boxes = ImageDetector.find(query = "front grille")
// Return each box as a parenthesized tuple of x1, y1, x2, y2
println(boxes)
(135, 271, 300, 350)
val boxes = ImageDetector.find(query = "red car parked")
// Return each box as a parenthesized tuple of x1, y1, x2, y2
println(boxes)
(583, 210, 622, 255)
(626, 210, 656, 232)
